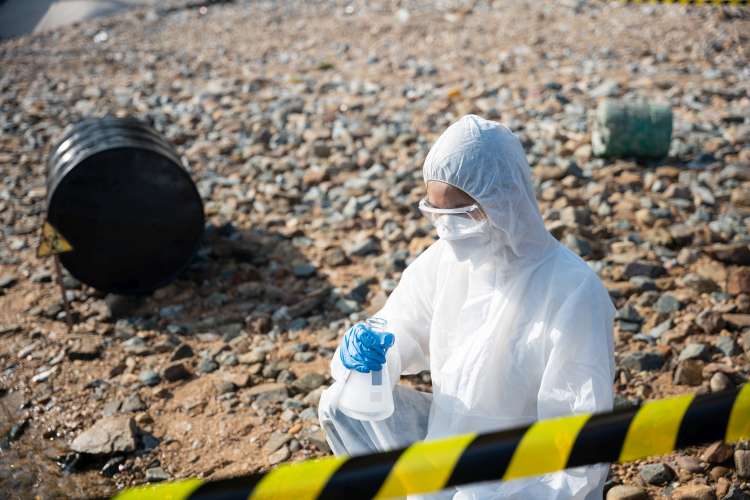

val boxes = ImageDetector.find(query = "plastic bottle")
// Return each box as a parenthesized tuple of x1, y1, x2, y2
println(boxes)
(337, 317, 395, 421)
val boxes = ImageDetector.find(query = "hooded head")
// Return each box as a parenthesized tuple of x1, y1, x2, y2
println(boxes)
(422, 114, 556, 267)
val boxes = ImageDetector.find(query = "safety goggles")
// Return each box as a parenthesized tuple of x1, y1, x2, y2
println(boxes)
(418, 198, 485, 224)
(418, 198, 488, 240)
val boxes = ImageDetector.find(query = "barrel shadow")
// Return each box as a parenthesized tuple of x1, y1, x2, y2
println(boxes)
(106, 222, 343, 340)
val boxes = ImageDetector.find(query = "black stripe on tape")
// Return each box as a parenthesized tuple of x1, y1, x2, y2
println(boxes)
(566, 408, 635, 468)
(189, 475, 262, 500)
(623, 0, 749, 3)
(318, 448, 403, 499)
(444, 425, 528, 488)
(675, 388, 736, 450)
(107, 386, 746, 500)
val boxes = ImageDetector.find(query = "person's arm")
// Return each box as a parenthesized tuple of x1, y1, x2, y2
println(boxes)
(373, 244, 439, 375)
(531, 272, 616, 499)
(329, 242, 439, 383)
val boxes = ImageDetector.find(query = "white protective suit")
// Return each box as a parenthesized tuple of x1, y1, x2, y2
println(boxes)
(319, 114, 616, 499)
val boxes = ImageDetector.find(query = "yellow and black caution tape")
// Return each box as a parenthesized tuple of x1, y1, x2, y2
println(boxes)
(111, 384, 750, 500)
(37, 221, 73, 258)
(619, 0, 749, 4)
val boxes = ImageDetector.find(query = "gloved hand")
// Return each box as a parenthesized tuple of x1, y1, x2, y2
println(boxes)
(339, 322, 395, 373)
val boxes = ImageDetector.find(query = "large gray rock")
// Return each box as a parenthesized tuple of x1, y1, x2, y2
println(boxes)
(70, 416, 137, 455)
(648, 319, 672, 339)
(654, 294, 681, 314)
(616, 304, 643, 323)
(304, 387, 326, 406)
(621, 352, 664, 372)
(741, 331, 750, 353)
(0, 274, 17, 289)
(679, 343, 710, 362)
(170, 343, 194, 361)
(696, 311, 725, 335)
(291, 373, 326, 393)
(246, 383, 288, 403)
(344, 236, 380, 257)
(723, 485, 750, 500)
(145, 467, 170, 482)
(674, 360, 704, 386)
(68, 336, 103, 361)
(715, 336, 739, 357)
(268, 445, 290, 465)
(121, 394, 147, 413)
(162, 362, 192, 382)
(301, 428, 331, 453)
(197, 356, 219, 374)
(671, 484, 715, 500)
(701, 442, 734, 464)
(123, 337, 151, 356)
(239, 349, 266, 365)
(681, 273, 720, 293)
(606, 485, 649, 500)
(736, 450, 750, 478)
(139, 370, 160, 386)
(292, 263, 317, 278)
(675, 455, 704, 473)
(623, 261, 666, 279)
(638, 462, 674, 485)
(263, 431, 292, 454)
(563, 233, 593, 258)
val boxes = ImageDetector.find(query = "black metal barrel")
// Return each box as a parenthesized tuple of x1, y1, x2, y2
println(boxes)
(46, 116, 204, 295)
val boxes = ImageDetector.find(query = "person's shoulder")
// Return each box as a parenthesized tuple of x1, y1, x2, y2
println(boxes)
(403, 239, 444, 271)
(538, 248, 616, 342)
(542, 244, 611, 304)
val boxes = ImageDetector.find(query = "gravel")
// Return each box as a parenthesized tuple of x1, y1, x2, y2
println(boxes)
(1, 0, 750, 498)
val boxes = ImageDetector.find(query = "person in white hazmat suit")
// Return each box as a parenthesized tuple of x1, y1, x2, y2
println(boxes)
(318, 114, 616, 499)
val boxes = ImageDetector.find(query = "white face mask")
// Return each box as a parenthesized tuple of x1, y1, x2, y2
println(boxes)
(434, 214, 490, 241)
(435, 215, 492, 263)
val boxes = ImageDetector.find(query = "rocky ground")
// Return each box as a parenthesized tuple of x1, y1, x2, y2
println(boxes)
(1, 0, 750, 498)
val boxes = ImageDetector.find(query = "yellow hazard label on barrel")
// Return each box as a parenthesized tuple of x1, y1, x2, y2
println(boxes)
(37, 221, 73, 258)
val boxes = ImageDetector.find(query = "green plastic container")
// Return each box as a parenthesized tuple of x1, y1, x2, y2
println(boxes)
(592, 99, 673, 159)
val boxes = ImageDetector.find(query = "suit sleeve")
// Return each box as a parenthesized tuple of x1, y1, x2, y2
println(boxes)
(372, 243, 439, 375)
(329, 243, 439, 383)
